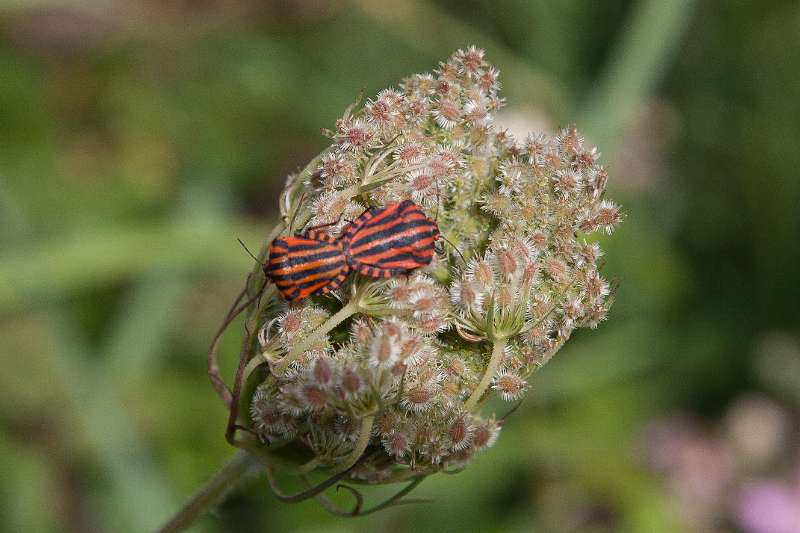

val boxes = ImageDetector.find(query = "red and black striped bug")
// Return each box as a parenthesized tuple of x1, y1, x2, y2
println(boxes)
(264, 200, 439, 303)
(341, 200, 440, 278)
(265, 226, 350, 303)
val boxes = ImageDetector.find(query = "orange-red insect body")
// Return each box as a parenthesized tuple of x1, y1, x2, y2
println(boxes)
(342, 200, 440, 278)
(266, 228, 349, 303)
(266, 201, 439, 303)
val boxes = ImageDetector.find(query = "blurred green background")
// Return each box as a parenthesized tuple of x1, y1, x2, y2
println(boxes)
(2, 1, 800, 532)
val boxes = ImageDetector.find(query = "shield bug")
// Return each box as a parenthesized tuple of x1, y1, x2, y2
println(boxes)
(341, 200, 440, 278)
(265, 227, 350, 303)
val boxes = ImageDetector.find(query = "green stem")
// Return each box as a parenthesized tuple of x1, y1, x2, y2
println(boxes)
(156, 450, 256, 533)
(242, 351, 267, 384)
(334, 415, 376, 474)
(272, 301, 357, 376)
(293, 456, 323, 476)
(464, 337, 507, 411)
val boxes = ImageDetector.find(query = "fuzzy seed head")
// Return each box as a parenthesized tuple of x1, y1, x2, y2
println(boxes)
(404, 385, 435, 412)
(383, 431, 411, 458)
(448, 414, 475, 451)
(492, 370, 528, 401)
(472, 418, 501, 450)
(247, 47, 619, 483)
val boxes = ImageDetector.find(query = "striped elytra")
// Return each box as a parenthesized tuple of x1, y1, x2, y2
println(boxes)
(341, 200, 440, 278)
(265, 228, 349, 303)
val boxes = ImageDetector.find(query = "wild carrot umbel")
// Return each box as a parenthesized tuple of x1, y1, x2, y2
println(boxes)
(205, 46, 622, 518)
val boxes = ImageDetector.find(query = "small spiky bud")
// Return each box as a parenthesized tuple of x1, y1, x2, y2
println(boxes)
(447, 413, 475, 451)
(492, 370, 529, 401)
(472, 417, 501, 450)
(382, 430, 412, 458)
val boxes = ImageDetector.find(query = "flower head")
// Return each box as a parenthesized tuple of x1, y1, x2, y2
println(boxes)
(230, 47, 619, 503)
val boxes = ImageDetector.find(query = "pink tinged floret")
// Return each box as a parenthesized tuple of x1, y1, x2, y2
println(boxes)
(579, 242, 603, 265)
(371, 334, 397, 366)
(543, 256, 569, 282)
(564, 297, 585, 321)
(429, 156, 454, 178)
(458, 46, 485, 73)
(434, 99, 462, 129)
(410, 170, 435, 191)
(556, 126, 584, 155)
(479, 67, 500, 92)
(390, 284, 412, 304)
(585, 303, 608, 328)
(525, 323, 550, 345)
(571, 146, 600, 170)
(472, 420, 500, 449)
(492, 371, 528, 401)
(341, 368, 362, 395)
(464, 99, 490, 127)
(437, 147, 462, 168)
(494, 285, 516, 310)
(368, 100, 391, 122)
(337, 118, 374, 151)
(585, 270, 610, 300)
(406, 99, 428, 121)
(383, 431, 411, 457)
(346, 127, 371, 148)
(391, 361, 408, 377)
(394, 143, 425, 165)
(497, 249, 520, 278)
(448, 416, 475, 451)
(313, 357, 333, 384)
(417, 316, 447, 335)
(524, 132, 549, 160)
(494, 128, 516, 151)
(399, 337, 423, 360)
(376, 410, 402, 435)
(594, 200, 622, 234)
(590, 166, 609, 196)
(470, 259, 495, 286)
(302, 385, 329, 409)
(530, 230, 549, 252)
(351, 319, 372, 345)
(452, 280, 484, 311)
(521, 258, 539, 283)
(280, 311, 303, 336)
(319, 153, 355, 180)
(413, 295, 436, 313)
(404, 385, 435, 412)
(553, 170, 581, 198)
(439, 60, 461, 79)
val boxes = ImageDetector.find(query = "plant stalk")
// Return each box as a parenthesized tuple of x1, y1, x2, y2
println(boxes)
(464, 337, 507, 411)
(156, 450, 256, 533)
(334, 414, 376, 474)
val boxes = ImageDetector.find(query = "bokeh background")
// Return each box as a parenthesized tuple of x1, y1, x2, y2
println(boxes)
(2, 1, 800, 531)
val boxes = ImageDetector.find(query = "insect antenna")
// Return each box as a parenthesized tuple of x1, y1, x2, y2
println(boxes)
(288, 190, 308, 233)
(237, 238, 261, 265)
(434, 180, 442, 222)
(438, 233, 466, 266)
(303, 212, 344, 234)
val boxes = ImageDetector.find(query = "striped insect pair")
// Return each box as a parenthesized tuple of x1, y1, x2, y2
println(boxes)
(265, 200, 440, 302)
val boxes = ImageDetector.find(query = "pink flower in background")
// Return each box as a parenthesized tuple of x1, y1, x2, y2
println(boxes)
(737, 480, 800, 533)
(645, 417, 736, 530)
(643, 399, 798, 532)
